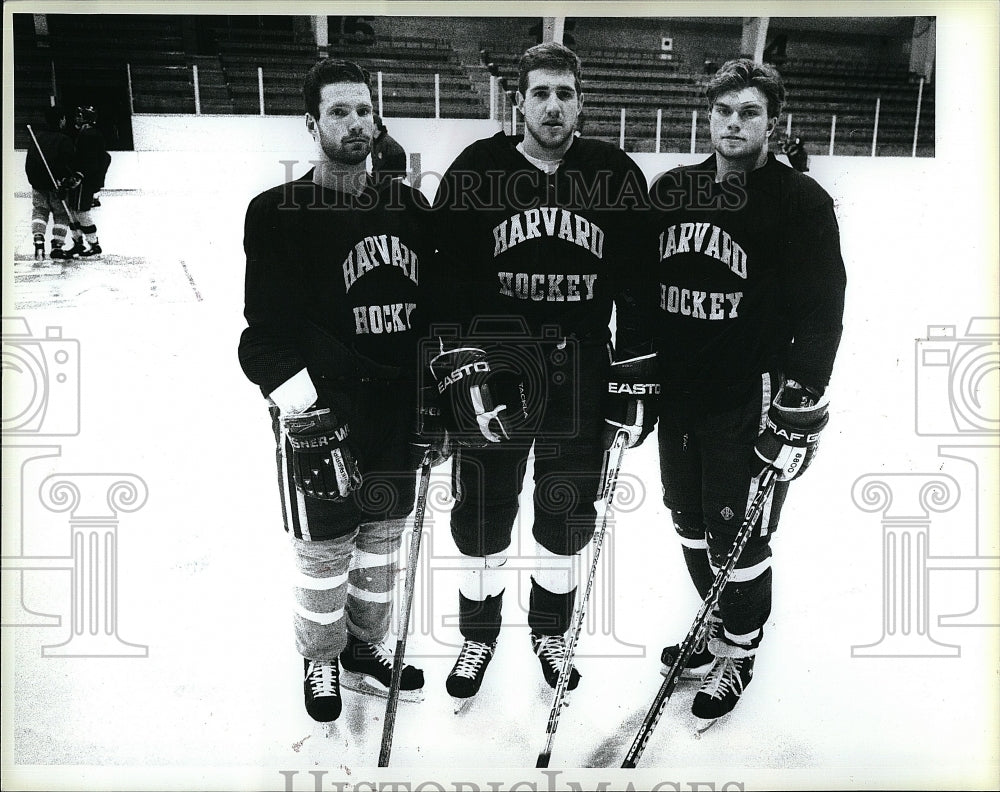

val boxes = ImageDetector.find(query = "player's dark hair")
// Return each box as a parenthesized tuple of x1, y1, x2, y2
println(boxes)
(517, 41, 582, 96)
(44, 104, 66, 128)
(302, 58, 372, 119)
(705, 58, 786, 119)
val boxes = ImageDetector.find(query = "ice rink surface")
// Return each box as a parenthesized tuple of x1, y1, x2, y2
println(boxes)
(3, 61, 999, 792)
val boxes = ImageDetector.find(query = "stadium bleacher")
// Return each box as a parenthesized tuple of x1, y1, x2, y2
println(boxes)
(12, 14, 934, 156)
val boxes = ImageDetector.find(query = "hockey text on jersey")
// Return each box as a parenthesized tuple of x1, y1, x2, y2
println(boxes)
(498, 272, 598, 302)
(353, 302, 417, 335)
(493, 207, 605, 258)
(659, 286, 743, 320)
(342, 234, 420, 292)
(659, 223, 748, 278)
(659, 222, 748, 321)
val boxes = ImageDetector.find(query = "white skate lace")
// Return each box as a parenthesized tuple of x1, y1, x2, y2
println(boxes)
(692, 611, 721, 656)
(368, 641, 395, 670)
(305, 660, 340, 697)
(452, 640, 493, 679)
(533, 634, 568, 674)
(701, 657, 745, 700)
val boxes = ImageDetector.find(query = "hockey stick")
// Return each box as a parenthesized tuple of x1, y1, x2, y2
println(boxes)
(26, 124, 80, 228)
(621, 468, 778, 768)
(378, 452, 433, 767)
(535, 428, 630, 768)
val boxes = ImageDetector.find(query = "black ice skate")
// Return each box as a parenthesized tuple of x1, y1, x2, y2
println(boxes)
(530, 632, 581, 692)
(303, 657, 342, 723)
(691, 654, 755, 729)
(49, 245, 70, 260)
(33, 237, 45, 261)
(80, 243, 103, 258)
(446, 638, 496, 712)
(660, 610, 721, 681)
(62, 239, 87, 258)
(339, 633, 425, 702)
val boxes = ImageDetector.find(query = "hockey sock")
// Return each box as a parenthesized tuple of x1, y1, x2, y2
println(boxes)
(532, 541, 576, 594)
(458, 591, 503, 644)
(528, 577, 576, 636)
(682, 546, 715, 600)
(345, 518, 405, 644)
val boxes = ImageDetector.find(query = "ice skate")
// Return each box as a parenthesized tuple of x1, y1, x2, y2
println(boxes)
(530, 632, 580, 698)
(62, 239, 87, 258)
(80, 243, 103, 258)
(446, 638, 496, 713)
(691, 654, 755, 730)
(339, 633, 425, 702)
(33, 236, 45, 261)
(660, 610, 721, 681)
(303, 657, 342, 723)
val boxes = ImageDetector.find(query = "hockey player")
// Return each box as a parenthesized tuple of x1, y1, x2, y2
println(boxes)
(648, 59, 846, 724)
(371, 114, 407, 186)
(24, 104, 83, 260)
(67, 105, 112, 257)
(238, 58, 433, 724)
(427, 41, 657, 706)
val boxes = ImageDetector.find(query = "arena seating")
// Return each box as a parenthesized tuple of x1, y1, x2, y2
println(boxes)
(483, 41, 933, 155)
(12, 14, 934, 156)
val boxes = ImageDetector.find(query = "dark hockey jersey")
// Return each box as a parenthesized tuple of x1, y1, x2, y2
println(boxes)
(239, 172, 432, 397)
(429, 131, 654, 356)
(25, 123, 75, 191)
(648, 153, 846, 409)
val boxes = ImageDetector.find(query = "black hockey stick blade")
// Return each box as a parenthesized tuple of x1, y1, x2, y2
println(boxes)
(621, 470, 777, 768)
(378, 454, 433, 766)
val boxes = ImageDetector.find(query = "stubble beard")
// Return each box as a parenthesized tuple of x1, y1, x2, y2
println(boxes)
(525, 119, 573, 154)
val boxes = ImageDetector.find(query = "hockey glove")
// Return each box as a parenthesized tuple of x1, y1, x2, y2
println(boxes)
(754, 380, 829, 481)
(430, 346, 524, 446)
(410, 384, 452, 468)
(603, 353, 660, 449)
(282, 407, 363, 501)
(58, 171, 84, 197)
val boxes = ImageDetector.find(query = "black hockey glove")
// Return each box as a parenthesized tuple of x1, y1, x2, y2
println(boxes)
(410, 384, 452, 468)
(753, 380, 829, 481)
(282, 406, 363, 501)
(429, 345, 526, 447)
(58, 171, 83, 197)
(603, 353, 660, 449)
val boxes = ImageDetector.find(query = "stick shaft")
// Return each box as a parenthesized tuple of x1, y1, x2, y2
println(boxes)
(535, 430, 629, 767)
(621, 470, 777, 768)
(378, 457, 432, 766)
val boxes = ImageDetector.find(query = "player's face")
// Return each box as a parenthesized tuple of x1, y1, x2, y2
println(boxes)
(307, 81, 374, 165)
(709, 86, 777, 168)
(517, 68, 582, 157)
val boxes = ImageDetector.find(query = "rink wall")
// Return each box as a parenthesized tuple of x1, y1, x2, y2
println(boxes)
(10, 113, 914, 202)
